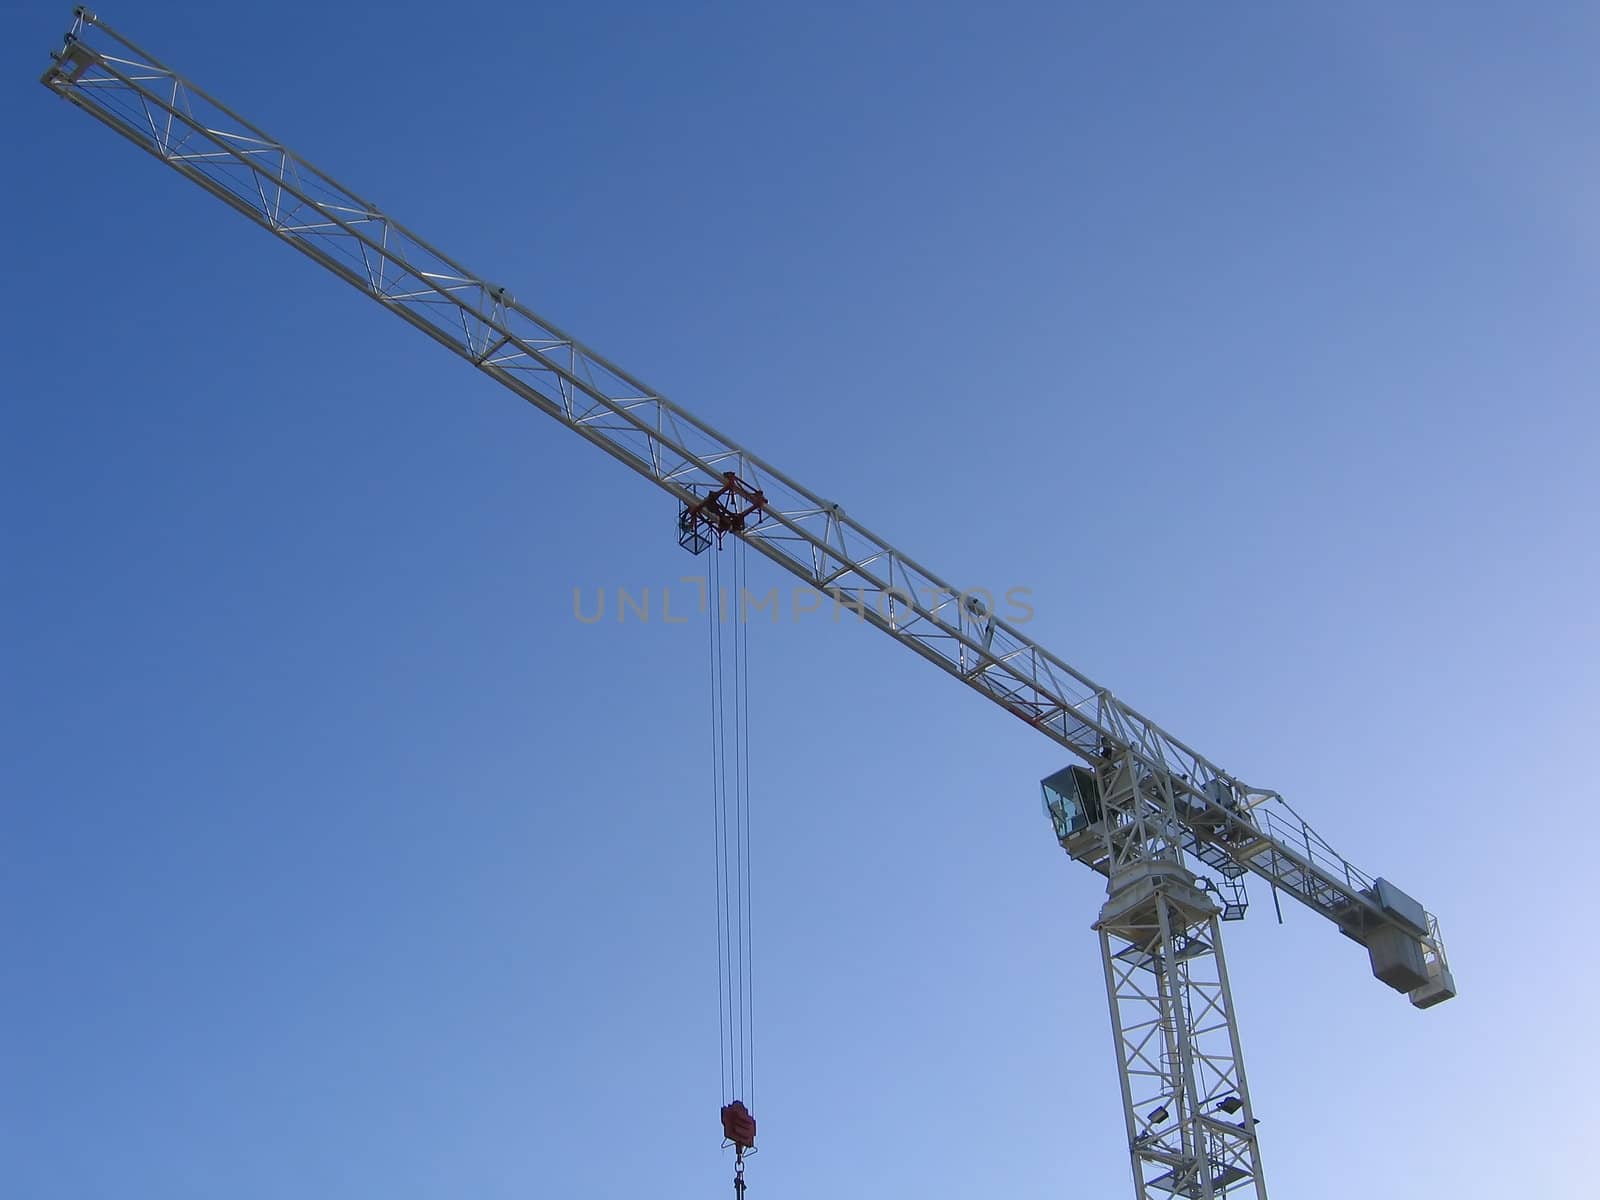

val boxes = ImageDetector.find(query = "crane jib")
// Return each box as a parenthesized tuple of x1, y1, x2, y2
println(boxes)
(39, 7, 1451, 1007)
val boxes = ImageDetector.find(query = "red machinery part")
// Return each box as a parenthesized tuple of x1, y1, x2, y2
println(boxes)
(720, 1100, 757, 1149)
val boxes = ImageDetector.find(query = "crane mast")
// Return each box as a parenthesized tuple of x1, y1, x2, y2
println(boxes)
(41, 10, 1455, 1198)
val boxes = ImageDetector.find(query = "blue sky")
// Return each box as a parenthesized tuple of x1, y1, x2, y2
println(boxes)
(4, 2, 1597, 1196)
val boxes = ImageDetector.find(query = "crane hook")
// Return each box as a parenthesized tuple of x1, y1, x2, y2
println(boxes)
(720, 1100, 756, 1198)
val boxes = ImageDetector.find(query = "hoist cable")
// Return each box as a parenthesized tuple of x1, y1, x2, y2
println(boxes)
(707, 536, 758, 1114)
(722, 551, 739, 1101)
(707, 548, 732, 1102)
(737, 536, 756, 1112)
(731, 542, 745, 1100)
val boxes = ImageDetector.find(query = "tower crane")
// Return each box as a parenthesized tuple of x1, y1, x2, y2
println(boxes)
(40, 10, 1456, 1198)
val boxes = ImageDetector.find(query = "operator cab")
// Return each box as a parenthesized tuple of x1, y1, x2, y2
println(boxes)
(1042, 764, 1109, 870)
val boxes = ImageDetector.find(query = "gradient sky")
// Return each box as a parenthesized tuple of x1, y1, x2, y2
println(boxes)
(5, 2, 1598, 1197)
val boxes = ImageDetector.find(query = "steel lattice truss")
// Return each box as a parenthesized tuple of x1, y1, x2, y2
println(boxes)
(1100, 909, 1264, 1200)
(40, 11, 1447, 981)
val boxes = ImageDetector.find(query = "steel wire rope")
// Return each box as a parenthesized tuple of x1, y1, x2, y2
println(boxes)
(729, 540, 745, 1102)
(727, 547, 744, 1101)
(737, 535, 755, 1112)
(707, 546, 733, 1102)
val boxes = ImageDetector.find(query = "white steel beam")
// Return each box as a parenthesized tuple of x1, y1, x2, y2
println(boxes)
(37, 13, 1453, 980)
